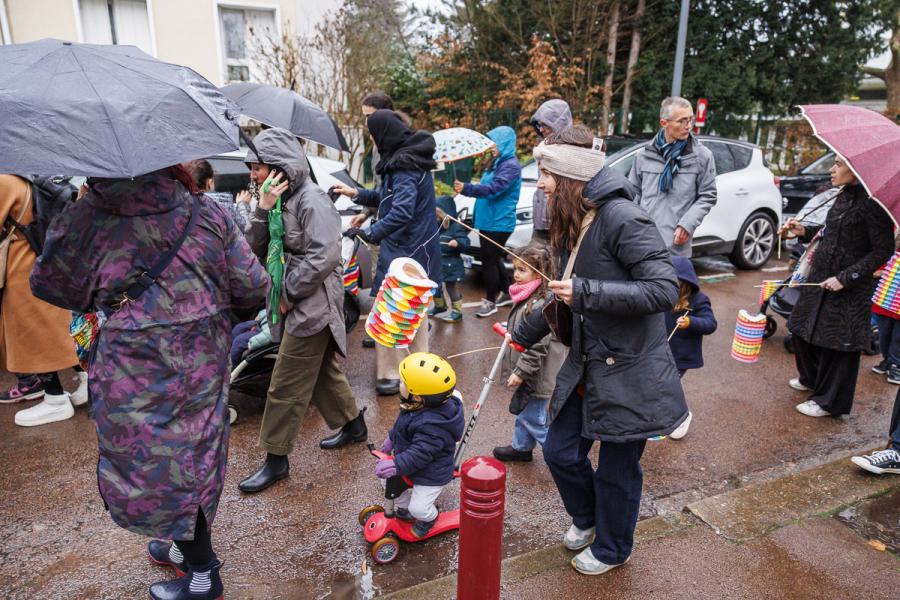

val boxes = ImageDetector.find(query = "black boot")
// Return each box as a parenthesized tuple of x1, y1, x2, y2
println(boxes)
(376, 379, 400, 395)
(149, 559, 224, 600)
(320, 407, 368, 449)
(395, 507, 417, 523)
(411, 515, 438, 539)
(238, 453, 289, 493)
(147, 540, 187, 576)
(362, 338, 375, 348)
(492, 445, 533, 462)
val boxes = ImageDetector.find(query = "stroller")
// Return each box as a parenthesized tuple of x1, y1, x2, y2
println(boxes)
(227, 236, 362, 424)
(760, 274, 879, 356)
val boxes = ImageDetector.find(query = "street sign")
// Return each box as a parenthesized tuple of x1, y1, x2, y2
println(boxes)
(696, 99, 708, 127)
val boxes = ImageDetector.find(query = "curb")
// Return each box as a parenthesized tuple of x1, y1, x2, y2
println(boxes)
(380, 445, 898, 599)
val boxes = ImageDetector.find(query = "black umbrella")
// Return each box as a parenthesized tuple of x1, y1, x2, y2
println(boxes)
(0, 39, 241, 178)
(221, 82, 350, 152)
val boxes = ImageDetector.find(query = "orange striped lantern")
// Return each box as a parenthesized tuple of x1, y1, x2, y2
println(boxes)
(365, 257, 436, 348)
(759, 280, 780, 305)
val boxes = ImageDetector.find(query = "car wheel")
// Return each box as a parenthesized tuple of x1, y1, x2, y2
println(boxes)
(730, 212, 776, 270)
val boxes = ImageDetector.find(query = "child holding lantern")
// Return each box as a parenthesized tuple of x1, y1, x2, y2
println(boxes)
(492, 242, 565, 462)
(665, 256, 718, 440)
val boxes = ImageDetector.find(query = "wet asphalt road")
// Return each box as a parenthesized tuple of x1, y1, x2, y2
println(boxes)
(1, 255, 897, 599)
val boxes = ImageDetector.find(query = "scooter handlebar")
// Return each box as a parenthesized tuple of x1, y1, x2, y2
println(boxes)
(492, 323, 526, 353)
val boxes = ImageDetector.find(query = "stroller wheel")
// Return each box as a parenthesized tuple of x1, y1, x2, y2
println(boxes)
(784, 333, 794, 354)
(372, 536, 400, 564)
(228, 405, 239, 425)
(359, 505, 384, 526)
(763, 316, 777, 339)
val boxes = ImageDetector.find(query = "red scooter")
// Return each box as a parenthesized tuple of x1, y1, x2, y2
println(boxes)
(358, 324, 524, 564)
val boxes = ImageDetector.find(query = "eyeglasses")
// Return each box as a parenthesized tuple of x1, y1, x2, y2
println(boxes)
(665, 117, 696, 127)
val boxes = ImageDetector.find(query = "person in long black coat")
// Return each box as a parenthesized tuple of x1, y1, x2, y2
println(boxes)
(511, 125, 688, 576)
(785, 156, 894, 418)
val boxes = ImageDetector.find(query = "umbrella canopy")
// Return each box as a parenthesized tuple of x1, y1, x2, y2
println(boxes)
(800, 105, 900, 225)
(0, 39, 241, 178)
(221, 83, 349, 152)
(433, 127, 495, 162)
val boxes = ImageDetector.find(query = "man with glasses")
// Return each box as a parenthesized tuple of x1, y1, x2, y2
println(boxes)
(628, 96, 717, 256)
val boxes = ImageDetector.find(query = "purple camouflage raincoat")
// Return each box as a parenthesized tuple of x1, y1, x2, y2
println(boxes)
(31, 172, 268, 540)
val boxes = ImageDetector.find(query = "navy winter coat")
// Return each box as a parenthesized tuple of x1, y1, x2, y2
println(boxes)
(666, 256, 717, 370)
(389, 393, 465, 486)
(356, 168, 443, 295)
(436, 195, 470, 282)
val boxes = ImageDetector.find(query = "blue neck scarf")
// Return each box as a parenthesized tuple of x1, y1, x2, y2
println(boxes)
(653, 130, 688, 192)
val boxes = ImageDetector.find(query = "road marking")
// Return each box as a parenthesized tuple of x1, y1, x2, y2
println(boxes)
(698, 273, 735, 280)
(762, 265, 790, 272)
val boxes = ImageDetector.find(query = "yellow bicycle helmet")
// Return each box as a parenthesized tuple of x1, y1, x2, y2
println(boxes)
(399, 352, 457, 408)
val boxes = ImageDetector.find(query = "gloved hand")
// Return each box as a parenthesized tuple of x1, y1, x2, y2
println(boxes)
(380, 438, 393, 454)
(326, 185, 342, 203)
(374, 458, 397, 479)
(346, 226, 368, 242)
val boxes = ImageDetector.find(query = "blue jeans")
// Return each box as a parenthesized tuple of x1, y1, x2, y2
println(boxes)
(231, 320, 257, 366)
(511, 398, 550, 451)
(875, 313, 900, 365)
(543, 391, 646, 565)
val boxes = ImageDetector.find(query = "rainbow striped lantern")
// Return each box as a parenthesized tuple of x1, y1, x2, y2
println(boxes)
(732, 310, 767, 363)
(343, 253, 359, 296)
(873, 252, 900, 314)
(759, 280, 780, 305)
(365, 257, 436, 348)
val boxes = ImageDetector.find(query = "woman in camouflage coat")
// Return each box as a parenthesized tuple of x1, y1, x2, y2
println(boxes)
(30, 167, 268, 600)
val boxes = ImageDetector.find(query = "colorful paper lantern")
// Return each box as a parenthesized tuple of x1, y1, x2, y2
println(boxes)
(759, 280, 780, 305)
(365, 257, 437, 348)
(873, 252, 900, 314)
(343, 253, 359, 296)
(731, 310, 767, 363)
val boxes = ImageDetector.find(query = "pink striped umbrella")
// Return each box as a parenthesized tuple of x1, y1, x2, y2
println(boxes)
(800, 105, 900, 225)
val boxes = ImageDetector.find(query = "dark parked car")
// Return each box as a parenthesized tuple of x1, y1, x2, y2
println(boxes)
(779, 151, 834, 217)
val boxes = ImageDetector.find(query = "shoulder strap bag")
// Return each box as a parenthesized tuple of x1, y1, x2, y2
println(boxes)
(0, 184, 33, 302)
(542, 210, 596, 346)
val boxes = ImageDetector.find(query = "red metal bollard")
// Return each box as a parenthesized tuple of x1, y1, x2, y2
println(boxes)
(457, 456, 507, 600)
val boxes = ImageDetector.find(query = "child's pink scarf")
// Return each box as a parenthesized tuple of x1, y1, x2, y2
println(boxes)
(509, 279, 542, 304)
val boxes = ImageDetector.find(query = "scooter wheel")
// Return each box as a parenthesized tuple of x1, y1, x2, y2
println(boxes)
(358, 505, 384, 526)
(372, 537, 400, 564)
(228, 405, 239, 425)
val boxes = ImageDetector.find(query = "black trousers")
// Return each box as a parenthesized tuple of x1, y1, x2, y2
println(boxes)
(175, 508, 215, 567)
(793, 336, 860, 415)
(479, 230, 512, 302)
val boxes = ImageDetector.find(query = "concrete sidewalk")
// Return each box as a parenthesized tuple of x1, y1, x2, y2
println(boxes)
(385, 449, 900, 599)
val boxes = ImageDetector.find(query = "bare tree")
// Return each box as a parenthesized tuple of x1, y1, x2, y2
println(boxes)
(621, 0, 646, 133)
(601, 2, 620, 134)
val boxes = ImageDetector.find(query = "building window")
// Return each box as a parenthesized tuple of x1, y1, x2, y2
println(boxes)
(79, 0, 153, 55)
(218, 6, 277, 83)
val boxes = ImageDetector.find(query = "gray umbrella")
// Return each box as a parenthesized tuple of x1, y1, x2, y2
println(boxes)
(221, 82, 350, 152)
(0, 38, 241, 178)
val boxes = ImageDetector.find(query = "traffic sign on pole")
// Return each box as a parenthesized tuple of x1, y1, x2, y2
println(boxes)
(696, 99, 708, 127)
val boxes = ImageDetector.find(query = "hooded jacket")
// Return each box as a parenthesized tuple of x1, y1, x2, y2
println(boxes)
(244, 128, 348, 354)
(512, 166, 689, 442)
(665, 256, 717, 370)
(436, 195, 470, 283)
(627, 134, 717, 257)
(389, 392, 466, 486)
(530, 100, 573, 232)
(355, 110, 442, 294)
(462, 126, 522, 233)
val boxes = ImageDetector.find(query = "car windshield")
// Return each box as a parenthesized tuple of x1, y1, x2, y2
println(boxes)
(801, 152, 835, 175)
(605, 138, 643, 155)
(521, 159, 538, 182)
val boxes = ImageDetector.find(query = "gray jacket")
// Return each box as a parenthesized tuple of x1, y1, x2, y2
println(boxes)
(530, 100, 573, 232)
(501, 294, 566, 404)
(245, 128, 347, 355)
(627, 134, 717, 257)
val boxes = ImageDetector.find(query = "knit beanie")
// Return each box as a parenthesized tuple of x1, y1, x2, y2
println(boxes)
(532, 141, 606, 182)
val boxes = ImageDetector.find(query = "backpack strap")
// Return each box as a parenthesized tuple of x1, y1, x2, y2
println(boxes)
(1, 183, 33, 245)
(106, 195, 200, 316)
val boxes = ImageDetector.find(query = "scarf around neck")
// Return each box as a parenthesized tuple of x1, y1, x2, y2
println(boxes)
(509, 278, 543, 304)
(653, 129, 688, 192)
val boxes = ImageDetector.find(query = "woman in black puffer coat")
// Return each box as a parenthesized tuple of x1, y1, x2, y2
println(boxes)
(511, 125, 687, 576)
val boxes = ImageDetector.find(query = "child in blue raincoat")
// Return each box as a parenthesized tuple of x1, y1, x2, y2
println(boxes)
(429, 195, 470, 322)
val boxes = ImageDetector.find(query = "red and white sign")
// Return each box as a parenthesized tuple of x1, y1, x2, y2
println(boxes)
(696, 99, 708, 127)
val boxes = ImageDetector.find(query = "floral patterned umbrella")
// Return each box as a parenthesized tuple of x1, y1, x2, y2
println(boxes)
(433, 128, 496, 163)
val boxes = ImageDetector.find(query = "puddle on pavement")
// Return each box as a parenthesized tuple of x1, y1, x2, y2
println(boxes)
(833, 488, 900, 553)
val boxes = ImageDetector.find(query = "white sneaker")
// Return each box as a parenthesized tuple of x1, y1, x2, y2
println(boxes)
(789, 378, 810, 391)
(564, 524, 596, 551)
(669, 411, 692, 440)
(796, 400, 830, 417)
(570, 547, 630, 575)
(15, 393, 75, 427)
(69, 372, 89, 407)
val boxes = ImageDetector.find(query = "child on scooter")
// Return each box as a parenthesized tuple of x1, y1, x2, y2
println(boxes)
(375, 353, 465, 538)
(492, 242, 565, 462)
(665, 256, 718, 440)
